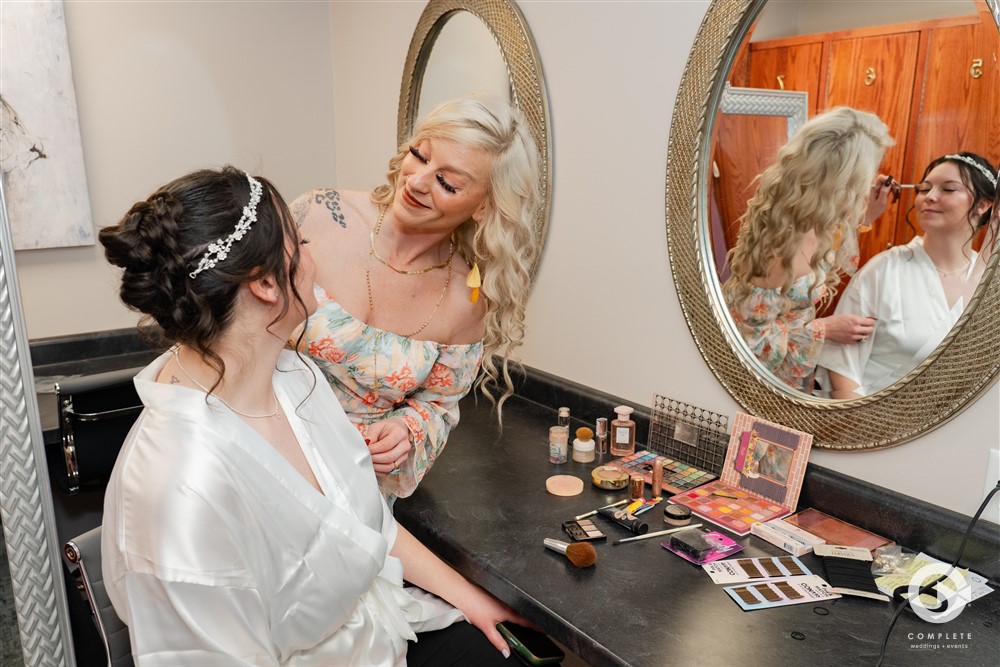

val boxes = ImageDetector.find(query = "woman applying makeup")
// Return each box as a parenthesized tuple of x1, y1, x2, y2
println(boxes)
(291, 96, 540, 502)
(99, 167, 529, 664)
(819, 152, 997, 398)
(723, 106, 895, 391)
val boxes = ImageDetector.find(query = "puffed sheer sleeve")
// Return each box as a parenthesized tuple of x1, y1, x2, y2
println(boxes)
(727, 288, 826, 390)
(375, 343, 484, 500)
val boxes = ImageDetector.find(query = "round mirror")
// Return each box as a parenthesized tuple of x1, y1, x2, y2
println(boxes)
(398, 0, 551, 277)
(666, 0, 1000, 450)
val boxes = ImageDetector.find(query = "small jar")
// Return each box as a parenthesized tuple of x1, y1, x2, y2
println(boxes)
(549, 426, 569, 464)
(557, 407, 571, 428)
(572, 427, 596, 463)
(629, 474, 645, 501)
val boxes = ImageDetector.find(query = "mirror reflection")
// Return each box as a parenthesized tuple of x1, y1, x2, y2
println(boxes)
(708, 0, 1000, 398)
(417, 12, 510, 119)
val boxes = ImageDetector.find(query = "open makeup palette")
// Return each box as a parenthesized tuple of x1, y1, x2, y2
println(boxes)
(669, 413, 813, 536)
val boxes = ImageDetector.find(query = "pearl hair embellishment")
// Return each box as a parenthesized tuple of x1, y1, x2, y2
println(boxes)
(944, 154, 997, 188)
(189, 172, 264, 278)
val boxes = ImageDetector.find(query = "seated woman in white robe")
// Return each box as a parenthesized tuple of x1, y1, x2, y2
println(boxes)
(819, 153, 996, 398)
(98, 167, 531, 665)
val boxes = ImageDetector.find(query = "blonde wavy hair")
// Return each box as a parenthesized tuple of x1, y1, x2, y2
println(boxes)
(373, 95, 541, 413)
(725, 106, 894, 305)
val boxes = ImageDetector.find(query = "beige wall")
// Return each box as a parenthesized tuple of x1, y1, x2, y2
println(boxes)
(11, 1, 997, 519)
(14, 0, 338, 339)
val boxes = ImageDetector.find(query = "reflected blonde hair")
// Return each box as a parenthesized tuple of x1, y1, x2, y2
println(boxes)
(373, 95, 541, 413)
(725, 106, 894, 304)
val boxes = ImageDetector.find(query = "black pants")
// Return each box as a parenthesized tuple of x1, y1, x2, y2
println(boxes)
(407, 622, 511, 667)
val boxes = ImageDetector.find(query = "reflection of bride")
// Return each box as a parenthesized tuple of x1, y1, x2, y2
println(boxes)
(723, 107, 893, 391)
(820, 153, 997, 398)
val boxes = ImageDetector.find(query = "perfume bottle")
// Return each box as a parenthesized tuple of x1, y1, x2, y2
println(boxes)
(609, 406, 636, 456)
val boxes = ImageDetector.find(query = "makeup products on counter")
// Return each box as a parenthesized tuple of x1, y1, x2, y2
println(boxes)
(546, 475, 584, 496)
(611, 450, 718, 495)
(651, 460, 664, 495)
(610, 406, 636, 456)
(628, 474, 645, 500)
(595, 418, 608, 456)
(562, 518, 607, 542)
(558, 407, 570, 428)
(548, 425, 568, 464)
(597, 505, 648, 535)
(664, 503, 693, 526)
(591, 465, 629, 490)
(572, 427, 596, 463)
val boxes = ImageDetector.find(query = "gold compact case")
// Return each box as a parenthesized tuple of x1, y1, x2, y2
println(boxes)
(591, 465, 630, 490)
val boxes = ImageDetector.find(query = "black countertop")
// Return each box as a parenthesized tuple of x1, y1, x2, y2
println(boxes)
(395, 394, 1000, 667)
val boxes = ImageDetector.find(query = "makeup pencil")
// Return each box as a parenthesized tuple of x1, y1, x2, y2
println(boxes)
(613, 523, 703, 545)
(574, 499, 628, 520)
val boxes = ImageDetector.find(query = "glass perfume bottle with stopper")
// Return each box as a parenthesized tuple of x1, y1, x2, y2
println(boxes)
(609, 406, 636, 456)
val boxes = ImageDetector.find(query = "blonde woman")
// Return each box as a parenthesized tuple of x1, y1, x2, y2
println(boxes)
(723, 106, 895, 391)
(292, 96, 540, 502)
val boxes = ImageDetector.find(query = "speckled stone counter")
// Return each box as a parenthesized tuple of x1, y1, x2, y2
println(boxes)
(395, 391, 1000, 667)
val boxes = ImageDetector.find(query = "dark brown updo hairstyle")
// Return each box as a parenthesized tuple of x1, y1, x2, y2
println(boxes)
(99, 166, 307, 383)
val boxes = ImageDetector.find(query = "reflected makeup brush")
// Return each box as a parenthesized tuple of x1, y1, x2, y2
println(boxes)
(543, 538, 597, 568)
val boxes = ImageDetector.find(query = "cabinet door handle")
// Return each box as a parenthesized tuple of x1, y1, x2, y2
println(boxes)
(864, 67, 876, 86)
(970, 58, 983, 79)
(776, 74, 785, 90)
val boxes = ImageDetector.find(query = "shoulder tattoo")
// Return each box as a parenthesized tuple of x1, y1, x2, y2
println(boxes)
(313, 189, 346, 229)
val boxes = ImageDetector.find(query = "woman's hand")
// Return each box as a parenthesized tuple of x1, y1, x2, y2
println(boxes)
(863, 174, 894, 227)
(457, 585, 541, 656)
(366, 418, 412, 475)
(819, 313, 876, 344)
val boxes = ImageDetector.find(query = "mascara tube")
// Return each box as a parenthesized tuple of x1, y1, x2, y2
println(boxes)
(598, 506, 649, 536)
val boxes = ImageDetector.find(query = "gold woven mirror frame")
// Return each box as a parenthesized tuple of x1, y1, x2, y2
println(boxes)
(398, 0, 551, 277)
(665, 0, 1000, 450)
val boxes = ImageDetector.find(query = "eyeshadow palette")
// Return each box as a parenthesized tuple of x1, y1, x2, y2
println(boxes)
(669, 413, 813, 536)
(724, 575, 840, 611)
(610, 450, 717, 495)
(562, 518, 607, 542)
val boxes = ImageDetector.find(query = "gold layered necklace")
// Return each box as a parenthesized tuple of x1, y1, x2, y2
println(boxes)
(366, 205, 453, 398)
(173, 347, 281, 419)
(369, 205, 455, 274)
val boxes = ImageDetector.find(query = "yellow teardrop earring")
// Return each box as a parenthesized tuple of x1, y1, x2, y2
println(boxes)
(466, 222, 481, 303)
(466, 262, 481, 303)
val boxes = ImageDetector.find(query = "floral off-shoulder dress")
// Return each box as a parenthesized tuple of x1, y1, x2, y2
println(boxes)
(293, 285, 484, 502)
(724, 274, 827, 391)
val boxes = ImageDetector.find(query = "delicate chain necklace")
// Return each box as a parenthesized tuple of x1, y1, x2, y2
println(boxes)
(365, 234, 453, 399)
(172, 347, 281, 419)
(930, 257, 972, 278)
(369, 205, 455, 275)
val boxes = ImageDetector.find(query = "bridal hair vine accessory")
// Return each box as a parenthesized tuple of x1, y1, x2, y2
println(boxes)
(944, 154, 998, 188)
(189, 172, 263, 278)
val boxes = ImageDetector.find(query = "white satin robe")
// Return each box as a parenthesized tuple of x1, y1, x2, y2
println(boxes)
(102, 351, 463, 666)
(817, 237, 976, 396)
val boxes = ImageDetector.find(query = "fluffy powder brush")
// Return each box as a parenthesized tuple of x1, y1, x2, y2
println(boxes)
(543, 538, 597, 568)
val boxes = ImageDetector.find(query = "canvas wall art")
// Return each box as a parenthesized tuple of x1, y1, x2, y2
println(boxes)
(1, 0, 94, 249)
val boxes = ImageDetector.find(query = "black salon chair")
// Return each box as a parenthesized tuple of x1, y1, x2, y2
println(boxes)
(54, 367, 144, 494)
(64, 526, 133, 667)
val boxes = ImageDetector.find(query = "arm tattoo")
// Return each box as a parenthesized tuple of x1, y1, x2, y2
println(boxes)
(313, 189, 346, 229)
(170, 375, 180, 384)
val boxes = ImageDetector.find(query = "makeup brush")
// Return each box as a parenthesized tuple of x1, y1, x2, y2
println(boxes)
(543, 538, 597, 568)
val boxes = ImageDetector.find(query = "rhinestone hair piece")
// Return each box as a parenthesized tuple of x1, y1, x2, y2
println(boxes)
(189, 173, 263, 278)
(943, 154, 997, 188)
